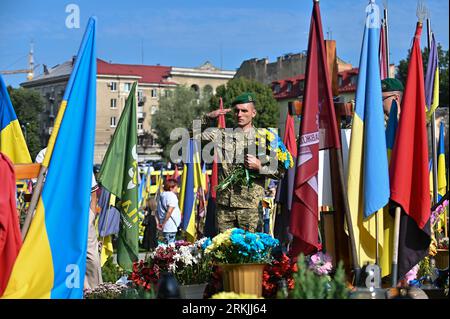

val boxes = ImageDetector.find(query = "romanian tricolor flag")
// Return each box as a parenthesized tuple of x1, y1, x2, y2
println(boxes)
(347, 1, 389, 269)
(1, 17, 97, 299)
(0, 75, 31, 164)
(179, 139, 204, 242)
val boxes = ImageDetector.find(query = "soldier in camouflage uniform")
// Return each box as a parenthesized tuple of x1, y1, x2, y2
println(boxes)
(197, 92, 286, 233)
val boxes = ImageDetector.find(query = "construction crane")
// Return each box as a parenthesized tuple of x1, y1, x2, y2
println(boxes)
(0, 42, 39, 81)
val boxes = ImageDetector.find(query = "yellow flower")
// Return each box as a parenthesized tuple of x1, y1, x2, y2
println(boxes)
(205, 228, 234, 254)
(211, 292, 263, 299)
(266, 130, 275, 142)
(279, 152, 287, 162)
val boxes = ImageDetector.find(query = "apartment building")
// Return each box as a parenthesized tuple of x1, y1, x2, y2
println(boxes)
(21, 58, 235, 163)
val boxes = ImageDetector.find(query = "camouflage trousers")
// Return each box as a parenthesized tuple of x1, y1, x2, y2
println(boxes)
(216, 204, 261, 233)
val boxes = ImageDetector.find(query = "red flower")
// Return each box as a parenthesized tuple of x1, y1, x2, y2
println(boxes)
(262, 253, 297, 298)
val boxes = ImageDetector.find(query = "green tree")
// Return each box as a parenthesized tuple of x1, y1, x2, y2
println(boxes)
(151, 85, 211, 159)
(7, 86, 44, 159)
(210, 77, 279, 129)
(397, 44, 449, 107)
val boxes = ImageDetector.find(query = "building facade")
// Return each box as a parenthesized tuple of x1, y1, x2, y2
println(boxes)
(235, 51, 354, 86)
(272, 68, 358, 138)
(21, 58, 235, 163)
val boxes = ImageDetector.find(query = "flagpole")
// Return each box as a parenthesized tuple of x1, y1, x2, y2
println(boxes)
(335, 149, 361, 284)
(384, 5, 390, 77)
(391, 206, 401, 286)
(375, 212, 380, 266)
(20, 166, 47, 239)
(426, 19, 439, 206)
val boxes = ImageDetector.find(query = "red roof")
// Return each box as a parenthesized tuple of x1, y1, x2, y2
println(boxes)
(97, 59, 176, 85)
(272, 67, 359, 100)
(272, 74, 305, 100)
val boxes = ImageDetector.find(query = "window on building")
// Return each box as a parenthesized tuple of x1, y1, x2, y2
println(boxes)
(151, 105, 158, 115)
(110, 98, 117, 109)
(110, 116, 117, 127)
(286, 82, 293, 93)
(299, 80, 305, 92)
(138, 117, 144, 130)
(165, 90, 171, 98)
(273, 83, 280, 94)
(338, 76, 343, 87)
(151, 89, 157, 97)
(138, 90, 143, 99)
(124, 82, 132, 92)
(191, 84, 199, 92)
(110, 82, 117, 91)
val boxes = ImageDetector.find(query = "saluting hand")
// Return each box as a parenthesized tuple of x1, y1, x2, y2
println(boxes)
(245, 154, 261, 171)
(207, 108, 232, 119)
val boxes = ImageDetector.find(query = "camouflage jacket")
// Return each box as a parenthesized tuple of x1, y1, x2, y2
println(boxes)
(196, 117, 286, 209)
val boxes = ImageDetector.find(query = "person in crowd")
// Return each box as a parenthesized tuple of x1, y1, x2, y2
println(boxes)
(141, 197, 158, 250)
(156, 179, 181, 245)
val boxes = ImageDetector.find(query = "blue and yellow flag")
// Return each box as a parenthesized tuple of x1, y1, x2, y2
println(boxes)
(429, 159, 434, 199)
(179, 139, 204, 242)
(0, 75, 31, 164)
(347, 2, 389, 268)
(385, 99, 398, 163)
(2, 17, 97, 299)
(437, 122, 447, 199)
(437, 122, 447, 230)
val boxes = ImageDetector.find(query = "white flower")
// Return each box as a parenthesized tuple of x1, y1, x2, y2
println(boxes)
(168, 262, 177, 272)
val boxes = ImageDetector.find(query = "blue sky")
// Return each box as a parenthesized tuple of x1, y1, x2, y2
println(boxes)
(1, 0, 448, 87)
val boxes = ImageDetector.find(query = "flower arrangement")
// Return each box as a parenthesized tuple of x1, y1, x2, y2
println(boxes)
(404, 264, 420, 285)
(84, 282, 128, 299)
(262, 253, 297, 298)
(172, 238, 213, 285)
(438, 237, 449, 250)
(431, 199, 449, 230)
(130, 260, 159, 291)
(307, 252, 333, 276)
(211, 292, 262, 299)
(204, 228, 279, 264)
(216, 128, 293, 191)
(130, 239, 212, 288)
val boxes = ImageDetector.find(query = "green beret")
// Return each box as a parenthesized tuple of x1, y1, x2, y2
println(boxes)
(232, 92, 256, 106)
(381, 78, 404, 92)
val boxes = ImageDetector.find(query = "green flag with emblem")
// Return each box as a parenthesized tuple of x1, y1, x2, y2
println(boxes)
(98, 82, 139, 271)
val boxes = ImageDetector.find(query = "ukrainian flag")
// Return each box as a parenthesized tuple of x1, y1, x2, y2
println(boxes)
(1, 17, 97, 299)
(347, 2, 389, 269)
(385, 100, 398, 163)
(437, 122, 447, 199)
(0, 75, 31, 164)
(179, 139, 204, 242)
(437, 122, 447, 230)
